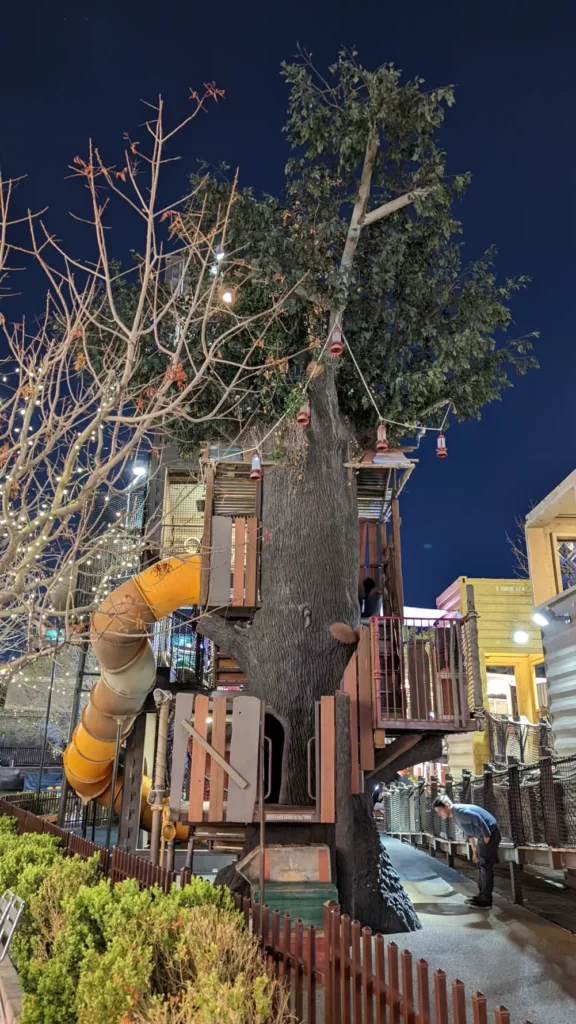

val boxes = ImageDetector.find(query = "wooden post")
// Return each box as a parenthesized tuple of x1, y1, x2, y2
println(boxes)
(539, 757, 561, 847)
(334, 692, 355, 919)
(509, 861, 524, 905)
(200, 465, 215, 606)
(508, 764, 526, 847)
(391, 497, 404, 616)
(465, 584, 484, 712)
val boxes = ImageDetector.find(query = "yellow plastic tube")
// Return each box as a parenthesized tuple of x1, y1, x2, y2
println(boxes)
(63, 555, 202, 837)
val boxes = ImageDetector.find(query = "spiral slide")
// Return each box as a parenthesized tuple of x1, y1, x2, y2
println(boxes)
(64, 555, 202, 834)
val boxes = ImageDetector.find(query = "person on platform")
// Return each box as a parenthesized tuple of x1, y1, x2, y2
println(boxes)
(360, 577, 383, 619)
(433, 794, 501, 908)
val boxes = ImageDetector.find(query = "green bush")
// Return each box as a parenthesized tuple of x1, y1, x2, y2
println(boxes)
(0, 816, 290, 1024)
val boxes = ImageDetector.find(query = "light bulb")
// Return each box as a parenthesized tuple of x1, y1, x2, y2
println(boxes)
(513, 630, 529, 645)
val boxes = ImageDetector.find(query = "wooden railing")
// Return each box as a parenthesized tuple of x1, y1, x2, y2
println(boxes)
(370, 617, 471, 732)
(0, 797, 532, 1023)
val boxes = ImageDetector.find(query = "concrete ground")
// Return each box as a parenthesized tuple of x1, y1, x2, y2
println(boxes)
(383, 836, 576, 1024)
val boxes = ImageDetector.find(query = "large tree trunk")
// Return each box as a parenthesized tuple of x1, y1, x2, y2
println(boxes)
(201, 370, 420, 933)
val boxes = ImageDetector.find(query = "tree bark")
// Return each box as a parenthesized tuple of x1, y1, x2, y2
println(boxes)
(208, 367, 420, 933)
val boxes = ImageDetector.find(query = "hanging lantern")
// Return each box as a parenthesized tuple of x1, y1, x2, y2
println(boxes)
(376, 423, 388, 452)
(296, 400, 310, 427)
(250, 454, 262, 480)
(329, 326, 344, 357)
(436, 432, 448, 459)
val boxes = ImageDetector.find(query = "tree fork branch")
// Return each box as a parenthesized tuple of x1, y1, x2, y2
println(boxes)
(360, 187, 433, 227)
(196, 612, 250, 668)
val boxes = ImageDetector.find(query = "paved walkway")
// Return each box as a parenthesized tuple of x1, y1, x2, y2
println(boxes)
(383, 836, 576, 1024)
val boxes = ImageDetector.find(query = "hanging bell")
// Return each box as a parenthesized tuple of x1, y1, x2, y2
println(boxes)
(296, 400, 311, 427)
(250, 454, 262, 480)
(376, 423, 388, 452)
(329, 326, 344, 357)
(436, 432, 448, 459)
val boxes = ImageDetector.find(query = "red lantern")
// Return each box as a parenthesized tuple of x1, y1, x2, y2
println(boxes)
(296, 400, 310, 426)
(376, 423, 388, 452)
(250, 454, 262, 480)
(436, 432, 448, 459)
(329, 326, 344, 357)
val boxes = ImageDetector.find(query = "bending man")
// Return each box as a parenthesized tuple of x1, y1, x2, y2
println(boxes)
(433, 794, 501, 908)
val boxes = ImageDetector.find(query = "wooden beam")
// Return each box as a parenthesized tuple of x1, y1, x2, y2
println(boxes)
(368, 733, 424, 780)
(232, 518, 246, 605)
(319, 696, 336, 823)
(390, 497, 404, 616)
(182, 718, 248, 790)
(188, 695, 209, 822)
(208, 696, 227, 822)
(357, 627, 375, 771)
(343, 653, 361, 794)
(244, 517, 258, 606)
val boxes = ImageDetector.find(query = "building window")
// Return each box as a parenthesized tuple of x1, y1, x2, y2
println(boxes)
(557, 539, 576, 591)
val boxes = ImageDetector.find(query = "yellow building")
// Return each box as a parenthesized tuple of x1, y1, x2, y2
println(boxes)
(525, 469, 576, 757)
(436, 576, 544, 775)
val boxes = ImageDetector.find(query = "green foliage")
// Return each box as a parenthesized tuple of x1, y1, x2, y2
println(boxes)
(169, 48, 537, 451)
(0, 826, 272, 1024)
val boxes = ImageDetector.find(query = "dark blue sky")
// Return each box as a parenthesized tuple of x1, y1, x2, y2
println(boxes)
(2, 0, 574, 605)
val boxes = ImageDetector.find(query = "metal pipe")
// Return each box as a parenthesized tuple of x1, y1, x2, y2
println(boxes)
(36, 648, 57, 798)
(105, 719, 123, 850)
(166, 839, 175, 873)
(150, 691, 171, 865)
(81, 801, 89, 838)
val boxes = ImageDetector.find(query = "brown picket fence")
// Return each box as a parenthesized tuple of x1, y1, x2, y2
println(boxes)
(0, 797, 532, 1023)
(233, 897, 533, 1024)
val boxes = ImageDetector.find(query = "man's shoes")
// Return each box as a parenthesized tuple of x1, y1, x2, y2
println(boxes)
(466, 895, 492, 908)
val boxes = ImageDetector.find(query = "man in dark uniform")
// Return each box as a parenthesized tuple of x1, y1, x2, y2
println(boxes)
(433, 794, 501, 908)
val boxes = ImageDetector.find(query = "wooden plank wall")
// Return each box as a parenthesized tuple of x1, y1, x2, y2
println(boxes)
(188, 695, 209, 821)
(215, 650, 246, 688)
(206, 515, 259, 608)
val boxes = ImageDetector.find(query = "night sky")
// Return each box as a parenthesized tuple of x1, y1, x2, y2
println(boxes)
(2, 1, 575, 606)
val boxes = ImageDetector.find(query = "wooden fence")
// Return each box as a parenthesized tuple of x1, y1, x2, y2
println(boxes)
(0, 797, 532, 1024)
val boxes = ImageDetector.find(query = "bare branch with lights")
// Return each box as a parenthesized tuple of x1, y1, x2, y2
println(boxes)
(0, 92, 298, 704)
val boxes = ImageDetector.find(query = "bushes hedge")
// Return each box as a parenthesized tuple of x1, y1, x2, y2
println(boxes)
(0, 815, 292, 1024)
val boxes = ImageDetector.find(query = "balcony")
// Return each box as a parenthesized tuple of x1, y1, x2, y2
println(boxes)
(370, 616, 473, 733)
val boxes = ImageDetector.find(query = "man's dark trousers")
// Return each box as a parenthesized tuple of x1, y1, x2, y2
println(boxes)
(477, 827, 501, 901)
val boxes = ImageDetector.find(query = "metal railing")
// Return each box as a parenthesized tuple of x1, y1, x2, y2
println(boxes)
(0, 746, 63, 768)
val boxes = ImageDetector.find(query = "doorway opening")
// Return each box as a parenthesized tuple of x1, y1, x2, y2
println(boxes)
(263, 712, 285, 804)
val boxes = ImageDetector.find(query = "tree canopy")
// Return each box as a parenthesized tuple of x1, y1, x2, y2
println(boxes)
(166, 49, 537, 451)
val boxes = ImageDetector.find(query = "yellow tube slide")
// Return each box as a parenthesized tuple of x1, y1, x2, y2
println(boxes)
(64, 555, 202, 836)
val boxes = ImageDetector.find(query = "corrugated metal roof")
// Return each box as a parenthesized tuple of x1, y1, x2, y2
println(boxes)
(214, 465, 257, 517)
(356, 467, 392, 521)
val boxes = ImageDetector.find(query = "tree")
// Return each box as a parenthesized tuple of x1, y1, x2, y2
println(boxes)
(0, 89, 296, 700)
(173, 51, 537, 932)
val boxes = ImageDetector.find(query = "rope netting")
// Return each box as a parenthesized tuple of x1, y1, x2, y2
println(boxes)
(378, 753, 576, 850)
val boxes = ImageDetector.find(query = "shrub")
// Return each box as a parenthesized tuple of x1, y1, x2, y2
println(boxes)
(0, 819, 289, 1023)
